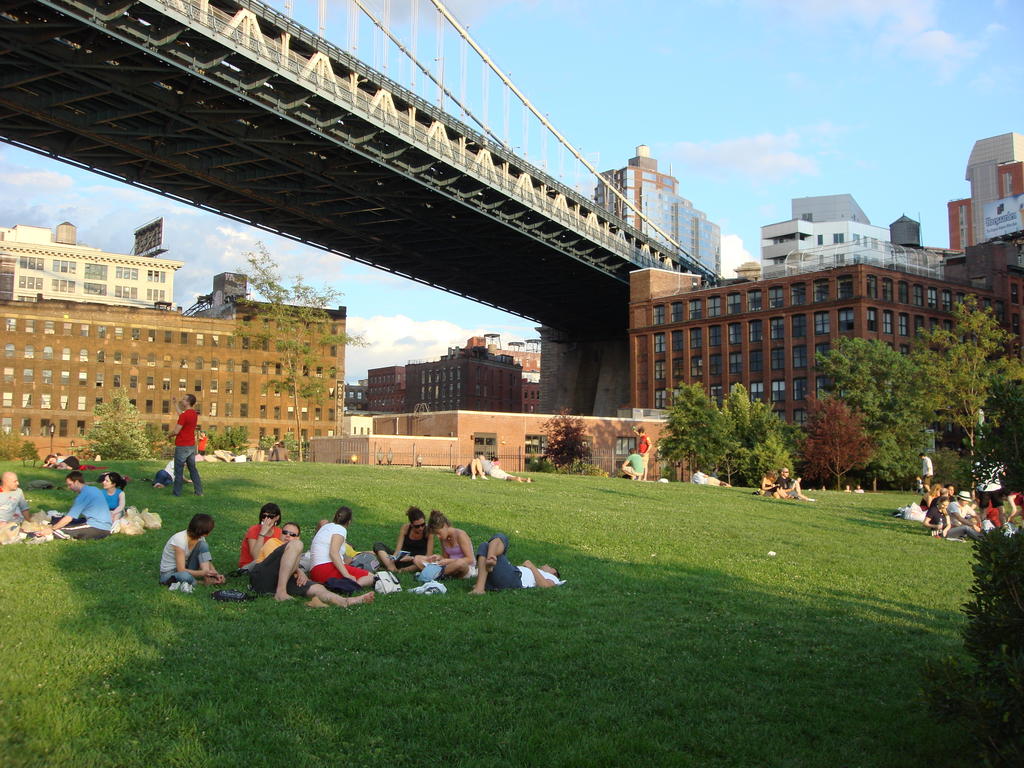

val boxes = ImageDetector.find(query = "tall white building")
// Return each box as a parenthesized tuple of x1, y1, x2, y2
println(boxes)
(760, 194, 890, 266)
(595, 146, 721, 276)
(0, 221, 183, 307)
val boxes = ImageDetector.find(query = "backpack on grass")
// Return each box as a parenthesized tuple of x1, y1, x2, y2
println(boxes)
(374, 571, 402, 594)
(350, 552, 380, 572)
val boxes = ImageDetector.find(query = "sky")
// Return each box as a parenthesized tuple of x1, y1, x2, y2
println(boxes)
(2, 0, 1022, 380)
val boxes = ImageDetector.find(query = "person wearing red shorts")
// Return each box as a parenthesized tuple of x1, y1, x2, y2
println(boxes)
(307, 506, 375, 589)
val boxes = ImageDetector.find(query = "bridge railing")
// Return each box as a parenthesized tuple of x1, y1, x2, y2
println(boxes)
(153, 0, 682, 275)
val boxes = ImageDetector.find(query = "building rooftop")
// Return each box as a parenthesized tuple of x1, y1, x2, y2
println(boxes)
(762, 240, 946, 281)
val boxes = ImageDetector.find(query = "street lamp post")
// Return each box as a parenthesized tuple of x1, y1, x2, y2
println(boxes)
(49, 423, 55, 456)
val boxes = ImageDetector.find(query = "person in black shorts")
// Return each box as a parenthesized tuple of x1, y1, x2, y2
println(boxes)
(249, 521, 374, 608)
(469, 533, 564, 594)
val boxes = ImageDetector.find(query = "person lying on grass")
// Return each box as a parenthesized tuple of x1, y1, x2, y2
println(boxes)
(485, 456, 533, 483)
(307, 506, 375, 589)
(249, 521, 374, 608)
(469, 533, 564, 594)
(413, 510, 474, 579)
(691, 471, 731, 487)
(372, 506, 432, 573)
(159, 513, 225, 592)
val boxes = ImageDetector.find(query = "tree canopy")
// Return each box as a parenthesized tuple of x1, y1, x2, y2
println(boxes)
(86, 390, 153, 460)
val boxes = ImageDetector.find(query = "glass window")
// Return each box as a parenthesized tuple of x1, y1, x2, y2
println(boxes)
(771, 380, 786, 402)
(838, 309, 855, 331)
(689, 328, 702, 349)
(883, 310, 894, 334)
(747, 290, 762, 312)
(770, 347, 785, 370)
(728, 323, 741, 345)
(708, 326, 721, 347)
(793, 377, 807, 402)
(913, 285, 924, 306)
(814, 311, 830, 334)
(927, 287, 937, 309)
(941, 290, 952, 311)
(837, 277, 854, 299)
(791, 314, 806, 338)
(727, 293, 742, 315)
(671, 330, 684, 352)
(770, 317, 784, 340)
(654, 360, 665, 381)
(816, 376, 831, 396)
(690, 356, 703, 377)
(670, 302, 683, 322)
(815, 342, 830, 360)
(688, 299, 702, 320)
(814, 279, 829, 302)
(866, 275, 877, 299)
(749, 349, 763, 372)
(653, 333, 665, 353)
(729, 351, 742, 374)
(882, 279, 893, 302)
(750, 382, 764, 401)
(748, 319, 762, 343)
(653, 305, 665, 325)
(898, 313, 909, 336)
(792, 345, 807, 369)
(867, 308, 877, 331)
(709, 354, 722, 376)
(707, 296, 721, 317)
(790, 283, 806, 305)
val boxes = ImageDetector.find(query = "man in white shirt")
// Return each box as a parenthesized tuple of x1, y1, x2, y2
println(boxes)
(918, 453, 934, 492)
(0, 472, 30, 524)
(469, 533, 565, 594)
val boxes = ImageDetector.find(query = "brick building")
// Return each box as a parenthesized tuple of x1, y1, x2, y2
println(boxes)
(404, 344, 523, 413)
(628, 239, 1024, 424)
(948, 132, 1024, 250)
(366, 366, 406, 413)
(1, 292, 345, 453)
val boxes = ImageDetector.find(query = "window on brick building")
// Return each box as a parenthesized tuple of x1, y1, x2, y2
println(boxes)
(670, 302, 683, 322)
(883, 310, 894, 334)
(882, 279, 893, 302)
(728, 323, 741, 345)
(709, 354, 722, 376)
(837, 277, 854, 299)
(768, 286, 784, 309)
(814, 311, 830, 334)
(671, 331, 683, 352)
(793, 377, 807, 401)
(727, 293, 741, 315)
(689, 328, 702, 349)
(898, 313, 909, 336)
(770, 347, 784, 370)
(654, 389, 667, 409)
(770, 317, 784, 340)
(813, 280, 829, 302)
(866, 275, 877, 299)
(729, 352, 742, 374)
(708, 326, 721, 347)
(792, 345, 807, 369)
(688, 299, 702, 320)
(748, 319, 762, 343)
(653, 333, 666, 353)
(790, 283, 806, 305)
(749, 349, 763, 372)
(941, 289, 952, 311)
(707, 296, 721, 317)
(867, 308, 877, 331)
(654, 360, 665, 381)
(690, 356, 703, 377)
(747, 289, 763, 312)
(750, 382, 764, 401)
(838, 309, 855, 332)
(913, 285, 924, 307)
(653, 305, 665, 325)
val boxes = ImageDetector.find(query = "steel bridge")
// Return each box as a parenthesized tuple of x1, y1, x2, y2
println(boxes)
(0, 0, 714, 339)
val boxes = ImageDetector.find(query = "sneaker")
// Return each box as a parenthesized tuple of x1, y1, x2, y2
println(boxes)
(180, 582, 194, 594)
(52, 529, 71, 540)
(168, 582, 181, 591)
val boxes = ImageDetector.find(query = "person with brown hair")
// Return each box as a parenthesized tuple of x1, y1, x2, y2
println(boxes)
(372, 506, 433, 572)
(158, 513, 225, 592)
(307, 506, 375, 589)
(413, 510, 474, 579)
(169, 393, 203, 497)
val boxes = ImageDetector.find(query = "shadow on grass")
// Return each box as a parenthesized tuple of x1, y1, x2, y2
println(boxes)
(0, 524, 969, 768)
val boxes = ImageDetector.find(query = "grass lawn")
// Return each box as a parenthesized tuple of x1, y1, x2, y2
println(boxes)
(0, 460, 974, 768)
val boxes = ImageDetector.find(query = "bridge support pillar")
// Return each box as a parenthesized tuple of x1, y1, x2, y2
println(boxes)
(539, 326, 629, 417)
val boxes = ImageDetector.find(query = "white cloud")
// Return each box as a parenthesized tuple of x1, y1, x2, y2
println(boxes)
(343, 314, 534, 379)
(719, 234, 753, 279)
(663, 131, 819, 183)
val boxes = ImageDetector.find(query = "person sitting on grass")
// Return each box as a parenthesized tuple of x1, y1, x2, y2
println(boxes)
(621, 452, 643, 480)
(758, 472, 780, 496)
(469, 533, 564, 594)
(485, 456, 533, 483)
(50, 471, 114, 539)
(774, 468, 815, 501)
(307, 506, 375, 590)
(100, 472, 127, 524)
(373, 506, 433, 573)
(414, 510, 474, 579)
(691, 470, 731, 487)
(237, 503, 283, 571)
(0, 471, 30, 526)
(249, 521, 374, 608)
(158, 513, 225, 592)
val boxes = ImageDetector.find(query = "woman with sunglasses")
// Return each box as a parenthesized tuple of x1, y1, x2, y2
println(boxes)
(372, 506, 434, 573)
(237, 503, 282, 569)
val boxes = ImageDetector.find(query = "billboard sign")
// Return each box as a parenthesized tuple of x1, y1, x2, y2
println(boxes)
(983, 194, 1024, 240)
(133, 217, 164, 255)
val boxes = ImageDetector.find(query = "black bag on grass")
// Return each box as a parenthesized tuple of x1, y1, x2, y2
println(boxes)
(211, 589, 255, 602)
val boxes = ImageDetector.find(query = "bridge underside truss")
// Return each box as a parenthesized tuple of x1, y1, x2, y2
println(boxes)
(0, 0, 706, 335)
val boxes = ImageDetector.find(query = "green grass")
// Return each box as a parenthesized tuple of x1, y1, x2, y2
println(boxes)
(0, 461, 974, 768)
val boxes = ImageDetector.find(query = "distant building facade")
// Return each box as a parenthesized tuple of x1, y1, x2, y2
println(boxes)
(628, 237, 1022, 426)
(404, 343, 523, 414)
(0, 221, 183, 307)
(948, 132, 1024, 249)
(595, 145, 721, 276)
(2, 289, 345, 451)
(761, 194, 890, 266)
(366, 366, 406, 413)
(344, 379, 368, 412)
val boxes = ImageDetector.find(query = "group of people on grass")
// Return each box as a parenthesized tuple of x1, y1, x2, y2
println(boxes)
(157, 503, 565, 606)
(0, 469, 127, 540)
(893, 479, 1022, 541)
(757, 468, 816, 502)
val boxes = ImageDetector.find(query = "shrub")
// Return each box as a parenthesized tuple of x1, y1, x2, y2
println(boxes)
(923, 530, 1024, 765)
(0, 430, 22, 460)
(207, 426, 250, 454)
(556, 459, 607, 477)
(527, 457, 556, 473)
(86, 391, 152, 460)
(18, 439, 39, 466)
(542, 411, 589, 468)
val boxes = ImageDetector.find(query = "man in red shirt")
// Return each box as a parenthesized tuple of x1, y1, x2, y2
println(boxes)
(168, 394, 203, 497)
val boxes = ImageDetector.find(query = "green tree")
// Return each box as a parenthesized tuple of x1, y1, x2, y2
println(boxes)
(913, 295, 1024, 457)
(0, 430, 22, 460)
(659, 383, 732, 476)
(721, 383, 793, 486)
(86, 391, 152, 460)
(817, 337, 932, 486)
(239, 245, 360, 462)
(18, 439, 40, 466)
(208, 426, 250, 454)
(975, 376, 1024, 492)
